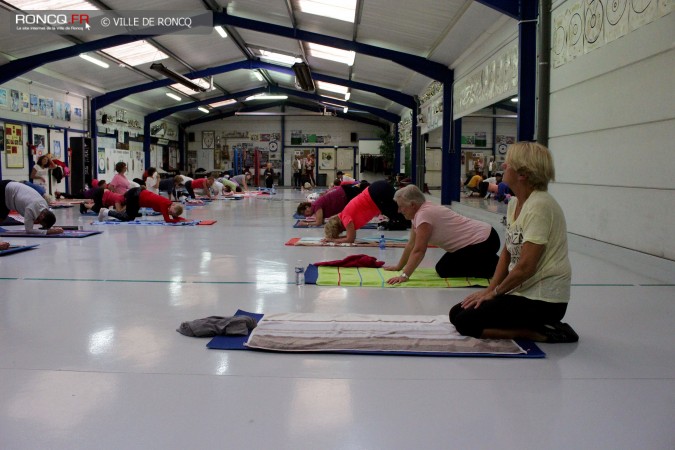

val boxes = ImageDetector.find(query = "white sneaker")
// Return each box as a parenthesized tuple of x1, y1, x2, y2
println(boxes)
(98, 208, 109, 222)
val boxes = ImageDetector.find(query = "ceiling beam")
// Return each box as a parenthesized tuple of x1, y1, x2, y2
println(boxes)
(474, 0, 521, 19)
(213, 11, 451, 81)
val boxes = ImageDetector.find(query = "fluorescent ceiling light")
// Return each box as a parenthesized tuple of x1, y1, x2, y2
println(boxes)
(208, 99, 237, 108)
(510, 97, 518, 102)
(316, 81, 348, 95)
(166, 92, 182, 101)
(102, 40, 168, 67)
(322, 102, 344, 108)
(257, 49, 302, 66)
(298, 0, 356, 22)
(79, 53, 109, 68)
(198, 107, 210, 113)
(308, 43, 355, 66)
(245, 94, 288, 101)
(5, 0, 99, 10)
(343, 107, 348, 113)
(344, 92, 351, 101)
(171, 78, 211, 95)
(214, 26, 228, 38)
(254, 71, 264, 81)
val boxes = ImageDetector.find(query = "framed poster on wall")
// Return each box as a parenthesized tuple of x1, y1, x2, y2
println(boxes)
(5, 123, 24, 168)
(202, 130, 215, 149)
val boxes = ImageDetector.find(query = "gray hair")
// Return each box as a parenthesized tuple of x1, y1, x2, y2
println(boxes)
(393, 185, 426, 206)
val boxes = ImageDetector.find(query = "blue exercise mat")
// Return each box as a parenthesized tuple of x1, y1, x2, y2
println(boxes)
(0, 228, 102, 238)
(81, 208, 161, 217)
(0, 244, 39, 256)
(206, 310, 545, 358)
(91, 220, 201, 226)
(206, 310, 265, 350)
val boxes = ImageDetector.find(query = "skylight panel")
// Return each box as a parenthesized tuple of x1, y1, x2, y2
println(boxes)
(316, 81, 349, 95)
(298, 0, 356, 23)
(102, 40, 168, 67)
(171, 79, 211, 95)
(208, 99, 237, 108)
(307, 43, 355, 66)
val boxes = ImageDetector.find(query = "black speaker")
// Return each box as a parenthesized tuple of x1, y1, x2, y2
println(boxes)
(350, 132, 358, 142)
(188, 132, 195, 142)
(101, 114, 107, 124)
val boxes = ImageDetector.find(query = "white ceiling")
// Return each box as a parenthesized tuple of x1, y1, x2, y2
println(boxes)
(0, 0, 513, 125)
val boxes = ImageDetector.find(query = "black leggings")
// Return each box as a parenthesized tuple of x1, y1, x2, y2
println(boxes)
(435, 228, 500, 278)
(184, 180, 196, 199)
(368, 180, 405, 221)
(0, 180, 12, 220)
(449, 295, 568, 338)
(107, 188, 142, 222)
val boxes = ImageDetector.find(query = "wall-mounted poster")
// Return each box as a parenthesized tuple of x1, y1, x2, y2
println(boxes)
(33, 132, 46, 155)
(5, 123, 25, 168)
(10, 90, 21, 112)
(202, 130, 215, 149)
(52, 140, 62, 159)
(65, 103, 71, 121)
(21, 92, 30, 113)
(30, 94, 38, 115)
(319, 150, 335, 169)
(74, 107, 82, 119)
(0, 88, 7, 108)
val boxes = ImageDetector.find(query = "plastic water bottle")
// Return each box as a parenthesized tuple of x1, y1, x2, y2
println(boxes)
(295, 260, 305, 285)
(141, 208, 147, 220)
(271, 184, 276, 195)
(379, 234, 386, 250)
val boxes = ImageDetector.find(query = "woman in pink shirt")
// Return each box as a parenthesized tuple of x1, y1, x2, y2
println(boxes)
(384, 185, 499, 284)
(108, 162, 131, 194)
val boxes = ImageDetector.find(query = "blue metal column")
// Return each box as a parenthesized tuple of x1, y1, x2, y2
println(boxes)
(517, 0, 538, 141)
(411, 98, 419, 184)
(90, 98, 98, 166)
(441, 74, 458, 204)
(143, 121, 151, 166)
(281, 105, 286, 185)
(177, 128, 185, 171)
(63, 128, 69, 193)
(393, 123, 401, 174)
(27, 124, 34, 179)
(452, 118, 462, 204)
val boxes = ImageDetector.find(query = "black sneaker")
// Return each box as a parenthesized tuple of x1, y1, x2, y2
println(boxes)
(539, 322, 579, 343)
(79, 202, 87, 215)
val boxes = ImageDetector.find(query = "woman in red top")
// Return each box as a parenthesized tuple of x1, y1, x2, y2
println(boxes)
(323, 180, 405, 243)
(99, 188, 185, 223)
(184, 177, 214, 199)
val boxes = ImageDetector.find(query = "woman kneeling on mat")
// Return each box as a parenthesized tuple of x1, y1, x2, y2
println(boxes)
(323, 180, 407, 244)
(98, 187, 185, 223)
(384, 185, 500, 284)
(450, 142, 578, 343)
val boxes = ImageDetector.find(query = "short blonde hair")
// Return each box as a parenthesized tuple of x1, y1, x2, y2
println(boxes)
(505, 141, 555, 191)
(324, 215, 345, 239)
(170, 203, 184, 217)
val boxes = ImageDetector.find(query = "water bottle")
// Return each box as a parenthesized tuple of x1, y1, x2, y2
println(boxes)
(141, 208, 147, 220)
(379, 234, 386, 250)
(271, 184, 276, 195)
(295, 260, 305, 285)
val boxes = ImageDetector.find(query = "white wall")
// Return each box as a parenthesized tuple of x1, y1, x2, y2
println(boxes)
(1, 78, 87, 187)
(548, 5, 674, 259)
(187, 108, 381, 185)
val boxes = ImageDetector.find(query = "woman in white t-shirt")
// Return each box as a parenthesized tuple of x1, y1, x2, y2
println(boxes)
(145, 167, 160, 194)
(452, 142, 577, 343)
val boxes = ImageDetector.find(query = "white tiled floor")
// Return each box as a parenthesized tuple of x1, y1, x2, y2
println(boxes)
(1, 188, 673, 450)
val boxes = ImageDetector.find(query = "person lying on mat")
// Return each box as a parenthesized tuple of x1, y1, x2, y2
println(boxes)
(384, 185, 500, 285)
(216, 176, 242, 195)
(98, 187, 185, 223)
(80, 186, 125, 214)
(0, 180, 63, 235)
(323, 180, 407, 243)
(296, 183, 365, 226)
(450, 142, 577, 343)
